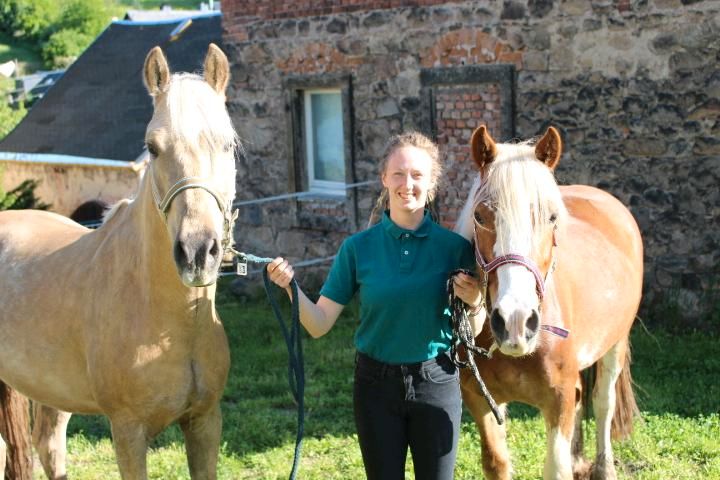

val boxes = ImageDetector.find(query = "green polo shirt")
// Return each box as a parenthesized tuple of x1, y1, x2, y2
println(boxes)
(320, 210, 475, 364)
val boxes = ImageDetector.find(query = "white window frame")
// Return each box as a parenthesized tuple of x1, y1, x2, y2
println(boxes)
(303, 89, 346, 196)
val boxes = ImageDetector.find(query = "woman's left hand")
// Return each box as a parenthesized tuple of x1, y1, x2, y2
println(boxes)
(452, 271, 483, 309)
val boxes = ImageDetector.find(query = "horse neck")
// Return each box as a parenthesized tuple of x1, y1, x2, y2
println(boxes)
(123, 171, 218, 310)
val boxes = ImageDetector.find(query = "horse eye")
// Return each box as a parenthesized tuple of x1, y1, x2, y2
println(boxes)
(146, 143, 159, 157)
(223, 142, 234, 153)
(474, 211, 485, 225)
(549, 213, 558, 223)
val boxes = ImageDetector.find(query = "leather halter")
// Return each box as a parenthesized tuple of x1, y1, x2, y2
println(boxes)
(149, 167, 238, 253)
(473, 215, 569, 338)
(474, 248, 548, 301)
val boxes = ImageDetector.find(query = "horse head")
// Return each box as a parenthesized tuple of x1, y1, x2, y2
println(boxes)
(143, 44, 237, 287)
(466, 125, 566, 357)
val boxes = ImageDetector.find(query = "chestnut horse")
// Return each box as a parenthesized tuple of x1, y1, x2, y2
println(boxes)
(454, 125, 643, 479)
(0, 44, 237, 479)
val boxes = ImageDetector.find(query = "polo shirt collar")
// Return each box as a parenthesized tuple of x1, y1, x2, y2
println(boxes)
(382, 210, 432, 238)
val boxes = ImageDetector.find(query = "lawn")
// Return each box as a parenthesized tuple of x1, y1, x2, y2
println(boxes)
(39, 279, 720, 479)
(0, 31, 43, 75)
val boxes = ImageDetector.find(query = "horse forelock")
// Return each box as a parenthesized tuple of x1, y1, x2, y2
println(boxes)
(156, 73, 238, 156)
(472, 141, 566, 256)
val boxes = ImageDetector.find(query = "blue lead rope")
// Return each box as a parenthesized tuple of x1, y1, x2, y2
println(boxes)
(237, 252, 304, 480)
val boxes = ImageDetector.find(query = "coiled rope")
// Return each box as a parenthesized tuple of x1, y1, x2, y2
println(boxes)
(446, 269, 504, 425)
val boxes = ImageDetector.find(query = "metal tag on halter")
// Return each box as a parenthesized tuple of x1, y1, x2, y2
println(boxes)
(235, 257, 248, 276)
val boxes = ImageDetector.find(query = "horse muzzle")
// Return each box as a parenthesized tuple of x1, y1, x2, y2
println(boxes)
(173, 232, 222, 287)
(489, 307, 540, 357)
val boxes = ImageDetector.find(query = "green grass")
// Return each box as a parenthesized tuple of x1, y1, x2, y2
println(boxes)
(39, 282, 720, 479)
(0, 31, 43, 75)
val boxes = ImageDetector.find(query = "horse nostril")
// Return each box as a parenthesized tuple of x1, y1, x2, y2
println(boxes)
(208, 238, 220, 259)
(174, 240, 189, 267)
(526, 310, 539, 338)
(195, 237, 220, 269)
(490, 309, 508, 343)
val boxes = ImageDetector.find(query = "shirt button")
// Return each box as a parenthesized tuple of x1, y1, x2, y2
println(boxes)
(404, 250, 409, 255)
(404, 234, 409, 238)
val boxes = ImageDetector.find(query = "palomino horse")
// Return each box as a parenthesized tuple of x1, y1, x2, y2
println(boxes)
(455, 125, 643, 480)
(0, 44, 237, 479)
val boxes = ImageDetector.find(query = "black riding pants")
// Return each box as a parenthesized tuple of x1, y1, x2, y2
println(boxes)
(353, 351, 461, 480)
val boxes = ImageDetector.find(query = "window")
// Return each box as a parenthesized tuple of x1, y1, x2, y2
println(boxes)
(303, 89, 346, 195)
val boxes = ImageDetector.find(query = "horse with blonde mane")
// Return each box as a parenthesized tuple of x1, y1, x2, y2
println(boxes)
(0, 44, 237, 479)
(455, 125, 643, 480)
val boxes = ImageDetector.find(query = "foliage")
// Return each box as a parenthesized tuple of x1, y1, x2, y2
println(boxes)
(0, 77, 26, 139)
(58, 284, 720, 479)
(0, 171, 51, 210)
(41, 28, 93, 68)
(0, 0, 117, 69)
(0, 0, 59, 40)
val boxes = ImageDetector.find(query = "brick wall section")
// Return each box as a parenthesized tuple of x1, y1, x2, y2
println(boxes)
(421, 30, 523, 69)
(435, 84, 502, 229)
(223, 0, 720, 320)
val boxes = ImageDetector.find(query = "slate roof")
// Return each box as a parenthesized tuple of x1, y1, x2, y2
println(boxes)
(0, 12, 222, 162)
(124, 9, 209, 22)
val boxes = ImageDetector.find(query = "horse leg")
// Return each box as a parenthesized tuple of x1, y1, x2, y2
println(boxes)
(110, 417, 148, 479)
(0, 381, 32, 479)
(571, 375, 591, 479)
(590, 339, 628, 480)
(461, 377, 511, 480)
(541, 383, 576, 480)
(179, 403, 222, 480)
(32, 403, 72, 479)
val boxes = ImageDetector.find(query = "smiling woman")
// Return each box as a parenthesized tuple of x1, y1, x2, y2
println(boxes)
(265, 131, 486, 480)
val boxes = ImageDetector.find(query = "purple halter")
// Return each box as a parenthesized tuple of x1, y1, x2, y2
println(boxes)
(474, 246, 547, 301)
(472, 213, 571, 339)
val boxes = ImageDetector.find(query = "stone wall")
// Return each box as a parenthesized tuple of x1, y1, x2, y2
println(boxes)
(222, 0, 719, 320)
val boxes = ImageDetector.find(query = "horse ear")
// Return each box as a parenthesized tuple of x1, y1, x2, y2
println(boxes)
(204, 43, 230, 95)
(535, 127, 562, 170)
(471, 125, 497, 171)
(143, 46, 170, 96)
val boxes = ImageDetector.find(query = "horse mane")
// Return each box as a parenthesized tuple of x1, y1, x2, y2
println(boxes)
(455, 139, 567, 255)
(102, 198, 132, 224)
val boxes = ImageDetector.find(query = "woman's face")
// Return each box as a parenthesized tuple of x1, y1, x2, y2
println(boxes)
(382, 146, 435, 215)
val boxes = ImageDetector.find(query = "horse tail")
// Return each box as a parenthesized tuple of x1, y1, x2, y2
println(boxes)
(611, 342, 640, 440)
(580, 364, 595, 422)
(0, 381, 32, 479)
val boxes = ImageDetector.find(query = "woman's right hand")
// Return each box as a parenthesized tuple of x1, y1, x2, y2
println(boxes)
(267, 257, 294, 289)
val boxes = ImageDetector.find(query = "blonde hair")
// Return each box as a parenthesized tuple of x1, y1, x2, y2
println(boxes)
(367, 131, 442, 227)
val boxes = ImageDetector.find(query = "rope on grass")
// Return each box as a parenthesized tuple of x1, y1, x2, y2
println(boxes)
(237, 252, 305, 480)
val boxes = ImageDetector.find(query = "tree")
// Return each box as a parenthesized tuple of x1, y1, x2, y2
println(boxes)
(0, 0, 118, 69)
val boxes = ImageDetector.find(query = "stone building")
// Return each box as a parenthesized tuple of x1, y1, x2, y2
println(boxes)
(222, 0, 719, 319)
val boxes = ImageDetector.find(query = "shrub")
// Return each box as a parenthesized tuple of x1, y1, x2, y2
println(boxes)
(41, 28, 92, 68)
(0, 174, 51, 210)
(0, 0, 60, 41)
